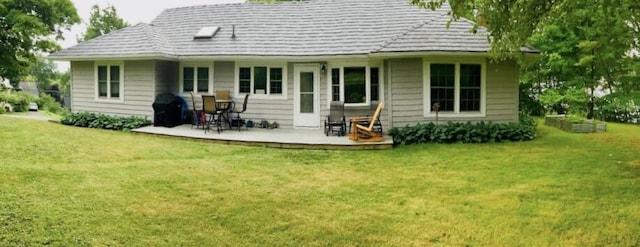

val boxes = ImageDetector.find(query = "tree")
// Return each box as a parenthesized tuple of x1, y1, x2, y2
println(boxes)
(412, 0, 640, 120)
(27, 56, 58, 92)
(409, 0, 640, 56)
(0, 0, 80, 87)
(78, 5, 128, 42)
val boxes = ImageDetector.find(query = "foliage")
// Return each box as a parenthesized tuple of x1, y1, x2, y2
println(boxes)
(409, 0, 639, 57)
(518, 81, 545, 116)
(0, 0, 80, 86)
(0, 91, 36, 112)
(35, 93, 62, 113)
(388, 114, 536, 145)
(25, 56, 60, 92)
(596, 92, 640, 123)
(60, 111, 151, 131)
(77, 5, 129, 42)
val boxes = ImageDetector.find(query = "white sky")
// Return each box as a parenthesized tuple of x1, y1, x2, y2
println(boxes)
(55, 0, 245, 71)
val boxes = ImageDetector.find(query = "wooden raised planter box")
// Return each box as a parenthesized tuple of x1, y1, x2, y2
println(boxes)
(544, 115, 607, 133)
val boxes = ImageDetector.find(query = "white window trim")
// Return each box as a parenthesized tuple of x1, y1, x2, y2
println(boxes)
(423, 58, 486, 118)
(94, 61, 124, 103)
(234, 62, 288, 100)
(327, 60, 384, 107)
(179, 61, 214, 96)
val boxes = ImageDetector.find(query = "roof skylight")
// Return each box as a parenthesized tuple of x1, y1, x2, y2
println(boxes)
(194, 26, 220, 39)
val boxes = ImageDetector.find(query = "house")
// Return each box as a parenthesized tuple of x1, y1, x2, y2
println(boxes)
(18, 81, 39, 97)
(49, 0, 535, 130)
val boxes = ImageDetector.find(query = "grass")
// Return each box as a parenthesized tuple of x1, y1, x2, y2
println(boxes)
(0, 116, 639, 246)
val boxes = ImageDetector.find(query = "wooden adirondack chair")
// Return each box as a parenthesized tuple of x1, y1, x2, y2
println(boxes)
(349, 102, 384, 142)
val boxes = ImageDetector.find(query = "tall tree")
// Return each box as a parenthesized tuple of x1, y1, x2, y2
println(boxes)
(409, 0, 640, 57)
(27, 56, 59, 92)
(412, 0, 639, 119)
(0, 0, 80, 87)
(78, 5, 128, 42)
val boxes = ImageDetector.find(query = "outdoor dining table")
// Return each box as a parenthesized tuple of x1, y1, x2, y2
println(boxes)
(216, 99, 234, 129)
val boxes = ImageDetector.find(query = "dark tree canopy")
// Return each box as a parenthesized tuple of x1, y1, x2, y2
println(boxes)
(78, 4, 128, 42)
(0, 0, 80, 86)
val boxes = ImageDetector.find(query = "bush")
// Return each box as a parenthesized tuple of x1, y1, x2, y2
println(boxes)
(389, 113, 537, 145)
(36, 93, 63, 113)
(596, 93, 640, 123)
(0, 91, 35, 112)
(60, 111, 151, 131)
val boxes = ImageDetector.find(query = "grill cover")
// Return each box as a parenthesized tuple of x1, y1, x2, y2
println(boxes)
(152, 93, 183, 127)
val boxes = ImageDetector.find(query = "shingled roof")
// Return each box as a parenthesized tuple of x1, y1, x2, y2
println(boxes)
(51, 0, 496, 60)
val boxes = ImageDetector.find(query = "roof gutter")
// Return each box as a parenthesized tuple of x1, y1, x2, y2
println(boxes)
(47, 53, 179, 61)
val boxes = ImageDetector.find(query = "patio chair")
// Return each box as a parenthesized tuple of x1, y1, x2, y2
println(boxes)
(215, 90, 231, 110)
(230, 94, 249, 131)
(189, 92, 204, 129)
(202, 95, 223, 134)
(349, 102, 384, 142)
(324, 101, 346, 136)
(349, 101, 383, 134)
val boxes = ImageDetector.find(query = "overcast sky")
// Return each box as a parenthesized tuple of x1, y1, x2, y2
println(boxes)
(56, 0, 245, 70)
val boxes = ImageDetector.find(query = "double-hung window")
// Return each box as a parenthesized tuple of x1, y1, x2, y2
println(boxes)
(330, 63, 382, 105)
(424, 59, 485, 116)
(96, 62, 123, 100)
(236, 63, 286, 99)
(181, 63, 212, 94)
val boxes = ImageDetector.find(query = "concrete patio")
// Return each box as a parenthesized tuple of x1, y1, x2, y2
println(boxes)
(132, 124, 393, 150)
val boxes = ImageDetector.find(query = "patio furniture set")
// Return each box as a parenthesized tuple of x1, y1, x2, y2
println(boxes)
(324, 101, 384, 142)
(189, 91, 249, 134)
(190, 91, 384, 142)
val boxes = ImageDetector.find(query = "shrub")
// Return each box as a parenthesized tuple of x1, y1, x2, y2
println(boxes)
(60, 111, 151, 131)
(0, 91, 35, 112)
(389, 113, 537, 145)
(36, 93, 63, 113)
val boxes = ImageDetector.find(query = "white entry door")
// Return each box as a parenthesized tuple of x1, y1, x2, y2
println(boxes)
(293, 64, 320, 128)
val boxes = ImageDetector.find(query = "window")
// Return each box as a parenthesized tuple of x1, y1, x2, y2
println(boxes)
(425, 60, 485, 116)
(330, 64, 382, 105)
(370, 67, 379, 101)
(460, 64, 481, 111)
(182, 65, 211, 93)
(430, 64, 455, 111)
(344, 67, 366, 103)
(331, 69, 340, 101)
(96, 63, 123, 100)
(236, 64, 286, 97)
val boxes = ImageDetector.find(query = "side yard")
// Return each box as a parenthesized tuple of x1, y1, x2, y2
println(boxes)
(0, 116, 638, 246)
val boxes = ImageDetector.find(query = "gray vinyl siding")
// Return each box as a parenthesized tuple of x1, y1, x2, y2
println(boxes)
(70, 60, 156, 119)
(388, 58, 519, 128)
(389, 58, 424, 128)
(212, 61, 295, 129)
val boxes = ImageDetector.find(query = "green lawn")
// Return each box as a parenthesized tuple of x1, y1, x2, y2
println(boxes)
(1, 116, 639, 246)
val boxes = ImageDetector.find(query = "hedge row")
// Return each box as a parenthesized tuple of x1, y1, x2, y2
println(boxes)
(60, 111, 151, 131)
(389, 114, 537, 145)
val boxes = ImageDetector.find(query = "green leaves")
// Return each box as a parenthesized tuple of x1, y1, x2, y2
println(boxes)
(78, 5, 129, 42)
(389, 113, 537, 145)
(60, 112, 151, 131)
(0, 0, 79, 82)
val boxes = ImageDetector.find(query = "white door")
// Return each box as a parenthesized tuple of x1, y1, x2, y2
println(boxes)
(293, 64, 320, 128)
